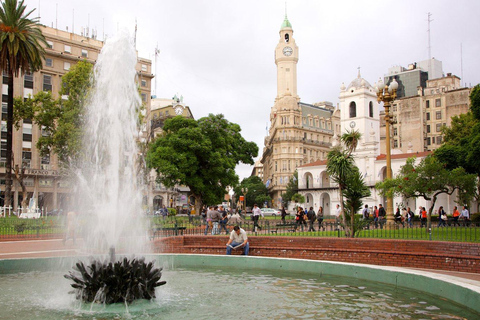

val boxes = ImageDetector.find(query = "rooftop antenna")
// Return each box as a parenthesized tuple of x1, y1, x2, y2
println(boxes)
(154, 44, 160, 96)
(460, 43, 464, 87)
(134, 18, 137, 49)
(55, 3, 58, 29)
(72, 9, 74, 34)
(87, 14, 90, 37)
(427, 12, 433, 78)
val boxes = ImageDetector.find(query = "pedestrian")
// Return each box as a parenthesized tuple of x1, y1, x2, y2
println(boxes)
(460, 206, 470, 227)
(437, 206, 447, 227)
(204, 206, 213, 235)
(211, 206, 221, 235)
(394, 207, 404, 227)
(452, 206, 461, 226)
(226, 226, 249, 255)
(373, 205, 379, 228)
(420, 207, 427, 227)
(317, 206, 324, 230)
(335, 204, 341, 229)
(406, 207, 414, 227)
(307, 207, 316, 232)
(378, 204, 386, 229)
(251, 204, 263, 232)
(219, 205, 229, 234)
(295, 207, 305, 232)
(161, 205, 168, 220)
(281, 207, 287, 224)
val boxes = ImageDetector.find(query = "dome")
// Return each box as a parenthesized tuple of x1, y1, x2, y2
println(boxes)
(281, 15, 292, 29)
(346, 70, 373, 90)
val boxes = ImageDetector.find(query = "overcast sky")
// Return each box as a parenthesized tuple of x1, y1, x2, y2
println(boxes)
(24, 0, 480, 180)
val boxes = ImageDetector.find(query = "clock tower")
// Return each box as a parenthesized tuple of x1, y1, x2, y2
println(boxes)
(275, 15, 299, 101)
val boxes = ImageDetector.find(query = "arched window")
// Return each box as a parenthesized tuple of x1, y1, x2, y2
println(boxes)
(349, 101, 356, 118)
(369, 101, 374, 117)
(285, 33, 289, 43)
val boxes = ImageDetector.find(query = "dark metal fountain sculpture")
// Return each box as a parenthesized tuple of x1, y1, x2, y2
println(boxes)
(64, 256, 166, 304)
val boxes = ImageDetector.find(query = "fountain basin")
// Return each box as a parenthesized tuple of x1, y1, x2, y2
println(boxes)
(1, 254, 479, 319)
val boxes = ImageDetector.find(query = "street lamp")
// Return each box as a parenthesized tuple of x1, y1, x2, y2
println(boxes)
(374, 78, 398, 226)
(241, 187, 248, 211)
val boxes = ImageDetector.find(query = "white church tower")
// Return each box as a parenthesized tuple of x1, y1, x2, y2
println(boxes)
(339, 70, 380, 182)
(339, 69, 380, 157)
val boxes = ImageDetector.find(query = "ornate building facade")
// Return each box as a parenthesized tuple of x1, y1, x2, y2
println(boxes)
(260, 16, 340, 208)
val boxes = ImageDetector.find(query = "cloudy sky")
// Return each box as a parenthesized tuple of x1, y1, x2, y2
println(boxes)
(24, 0, 480, 180)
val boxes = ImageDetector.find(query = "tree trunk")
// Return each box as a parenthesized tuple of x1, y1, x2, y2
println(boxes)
(339, 186, 349, 237)
(427, 195, 437, 231)
(14, 164, 28, 210)
(350, 204, 355, 238)
(5, 69, 14, 208)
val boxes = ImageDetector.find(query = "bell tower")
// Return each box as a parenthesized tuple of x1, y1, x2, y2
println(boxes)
(275, 14, 299, 101)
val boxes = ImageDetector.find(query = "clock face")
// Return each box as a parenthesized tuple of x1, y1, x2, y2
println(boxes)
(350, 121, 356, 128)
(283, 46, 293, 56)
(174, 106, 183, 115)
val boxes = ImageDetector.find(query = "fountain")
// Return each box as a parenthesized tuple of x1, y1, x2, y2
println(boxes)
(61, 29, 165, 304)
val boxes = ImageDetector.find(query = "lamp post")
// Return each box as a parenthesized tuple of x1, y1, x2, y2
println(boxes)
(241, 187, 248, 211)
(374, 78, 398, 226)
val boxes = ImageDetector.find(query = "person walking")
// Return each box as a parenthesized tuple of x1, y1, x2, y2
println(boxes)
(452, 206, 461, 226)
(251, 204, 263, 232)
(280, 207, 287, 224)
(317, 206, 324, 230)
(378, 204, 386, 229)
(406, 207, 414, 227)
(460, 206, 470, 227)
(219, 205, 229, 234)
(211, 206, 222, 235)
(295, 207, 305, 232)
(307, 207, 316, 232)
(437, 206, 447, 227)
(204, 206, 213, 235)
(420, 207, 427, 228)
(373, 205, 379, 228)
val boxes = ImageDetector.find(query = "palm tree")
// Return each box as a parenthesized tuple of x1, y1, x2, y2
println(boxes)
(342, 129, 362, 155)
(0, 0, 46, 207)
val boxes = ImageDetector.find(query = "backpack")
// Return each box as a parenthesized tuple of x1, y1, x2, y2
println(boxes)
(363, 208, 369, 218)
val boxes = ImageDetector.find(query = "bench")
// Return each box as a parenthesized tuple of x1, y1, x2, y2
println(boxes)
(270, 222, 297, 234)
(151, 226, 187, 239)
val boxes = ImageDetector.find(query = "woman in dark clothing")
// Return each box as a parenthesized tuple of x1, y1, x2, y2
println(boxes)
(295, 207, 305, 232)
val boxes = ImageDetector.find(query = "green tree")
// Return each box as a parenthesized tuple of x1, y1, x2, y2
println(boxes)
(291, 193, 305, 204)
(282, 171, 298, 207)
(376, 156, 477, 229)
(0, 0, 46, 206)
(14, 60, 93, 167)
(233, 175, 269, 208)
(342, 169, 370, 236)
(146, 114, 258, 214)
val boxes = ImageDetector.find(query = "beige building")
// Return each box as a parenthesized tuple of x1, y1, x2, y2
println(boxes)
(382, 74, 470, 154)
(260, 16, 340, 207)
(147, 95, 194, 212)
(1, 26, 152, 211)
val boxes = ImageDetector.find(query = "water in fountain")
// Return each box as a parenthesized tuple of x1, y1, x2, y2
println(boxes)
(74, 29, 148, 256)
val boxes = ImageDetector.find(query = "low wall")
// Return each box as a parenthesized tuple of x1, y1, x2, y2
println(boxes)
(154, 236, 480, 273)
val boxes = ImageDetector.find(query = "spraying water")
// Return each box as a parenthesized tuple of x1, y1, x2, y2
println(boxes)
(74, 30, 148, 256)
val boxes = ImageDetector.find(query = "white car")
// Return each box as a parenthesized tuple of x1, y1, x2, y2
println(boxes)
(260, 208, 282, 216)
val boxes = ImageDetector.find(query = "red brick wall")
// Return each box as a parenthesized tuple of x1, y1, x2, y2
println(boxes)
(154, 236, 480, 273)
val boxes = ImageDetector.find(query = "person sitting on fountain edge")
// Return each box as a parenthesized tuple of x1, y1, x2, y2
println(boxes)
(226, 226, 249, 255)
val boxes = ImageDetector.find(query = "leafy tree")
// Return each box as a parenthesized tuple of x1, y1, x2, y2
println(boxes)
(0, 0, 46, 206)
(376, 156, 477, 229)
(282, 171, 298, 207)
(146, 114, 258, 214)
(233, 175, 269, 208)
(291, 193, 305, 203)
(342, 169, 371, 236)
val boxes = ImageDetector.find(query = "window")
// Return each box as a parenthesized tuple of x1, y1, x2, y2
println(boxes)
(309, 118, 312, 126)
(393, 128, 397, 136)
(141, 93, 147, 102)
(349, 101, 356, 118)
(393, 105, 397, 112)
(436, 111, 442, 120)
(45, 58, 53, 67)
(426, 100, 430, 108)
(393, 140, 398, 148)
(24, 73, 33, 89)
(369, 101, 374, 117)
(426, 137, 431, 145)
(426, 125, 430, 133)
(64, 62, 70, 70)
(141, 79, 147, 87)
(43, 74, 52, 92)
(81, 49, 88, 58)
(64, 45, 71, 53)
(2, 71, 7, 84)
(436, 136, 443, 145)
(436, 123, 442, 132)
(435, 98, 441, 107)
(23, 123, 32, 141)
(141, 64, 147, 72)
(46, 41, 53, 49)
(426, 112, 430, 121)
(275, 161, 277, 172)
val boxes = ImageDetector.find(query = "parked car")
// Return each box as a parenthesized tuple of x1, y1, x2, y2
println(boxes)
(47, 209, 64, 216)
(260, 208, 282, 216)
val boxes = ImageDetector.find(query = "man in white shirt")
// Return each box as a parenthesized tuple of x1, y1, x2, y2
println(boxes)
(226, 226, 249, 255)
(251, 203, 264, 232)
(335, 204, 341, 223)
(461, 206, 470, 226)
